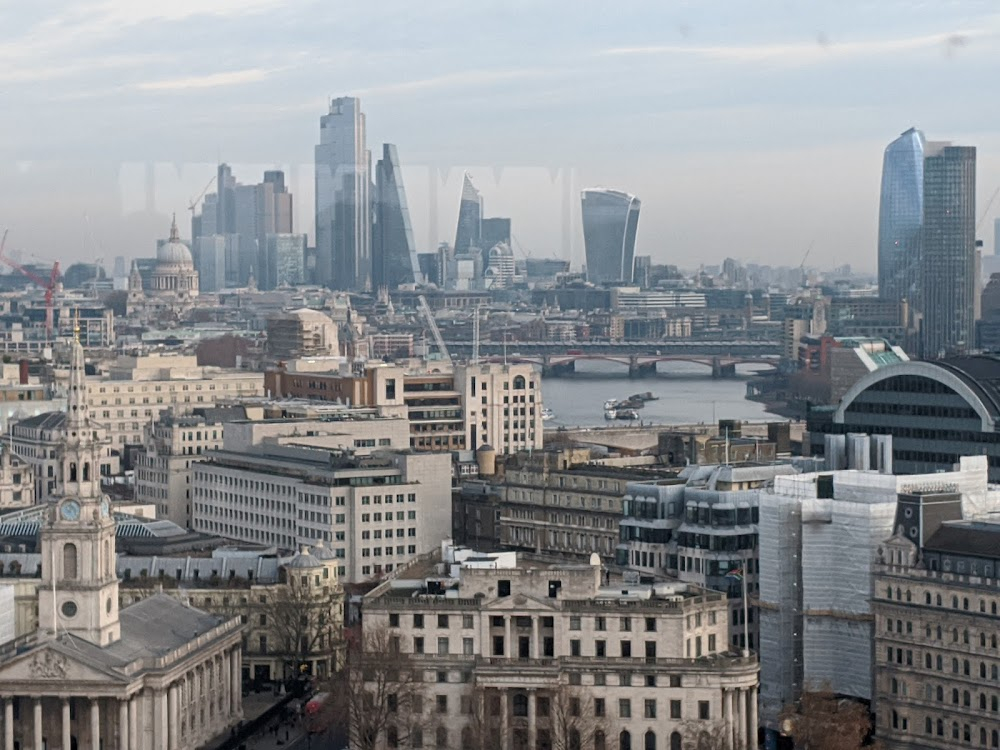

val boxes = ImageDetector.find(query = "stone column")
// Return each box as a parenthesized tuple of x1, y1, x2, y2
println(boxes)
(230, 650, 242, 717)
(118, 700, 129, 750)
(531, 617, 540, 660)
(168, 685, 178, 750)
(722, 690, 733, 750)
(127, 697, 138, 750)
(3, 699, 13, 750)
(33, 699, 43, 750)
(736, 689, 747, 750)
(506, 617, 514, 659)
(527, 690, 536, 750)
(153, 690, 167, 750)
(499, 691, 508, 750)
(748, 687, 759, 749)
(90, 699, 100, 750)
(220, 652, 229, 719)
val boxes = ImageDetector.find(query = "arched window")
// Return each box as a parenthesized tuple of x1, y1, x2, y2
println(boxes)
(569, 730, 581, 750)
(670, 733, 682, 750)
(925, 717, 932, 734)
(513, 375, 526, 390)
(436, 726, 448, 749)
(936, 594, 942, 606)
(461, 727, 474, 750)
(619, 731, 631, 750)
(69, 462, 77, 482)
(925, 592, 932, 605)
(644, 731, 656, 750)
(63, 543, 78, 580)
(936, 686, 943, 701)
(936, 719, 942, 737)
(83, 463, 90, 481)
(594, 732, 606, 750)
(925, 654, 932, 669)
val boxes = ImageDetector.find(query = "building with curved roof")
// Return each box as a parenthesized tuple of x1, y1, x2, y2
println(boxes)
(150, 216, 199, 301)
(581, 188, 640, 285)
(807, 356, 1000, 480)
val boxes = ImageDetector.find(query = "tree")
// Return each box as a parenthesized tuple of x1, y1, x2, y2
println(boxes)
(322, 625, 428, 750)
(779, 689, 872, 750)
(460, 683, 611, 750)
(680, 719, 730, 750)
(265, 569, 345, 680)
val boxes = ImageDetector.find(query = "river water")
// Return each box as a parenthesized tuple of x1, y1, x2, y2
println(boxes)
(541, 361, 779, 428)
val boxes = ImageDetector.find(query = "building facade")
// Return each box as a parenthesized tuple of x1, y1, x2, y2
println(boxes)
(456, 362, 544, 454)
(191, 446, 452, 583)
(361, 544, 759, 750)
(878, 128, 925, 306)
(921, 143, 977, 357)
(581, 189, 641, 285)
(315, 96, 371, 290)
(261, 233, 306, 290)
(454, 173, 483, 254)
(373, 144, 420, 290)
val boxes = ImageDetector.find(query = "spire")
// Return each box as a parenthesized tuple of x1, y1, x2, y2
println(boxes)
(169, 213, 179, 242)
(67, 325, 89, 432)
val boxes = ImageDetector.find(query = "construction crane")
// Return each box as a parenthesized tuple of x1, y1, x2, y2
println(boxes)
(418, 295, 451, 361)
(0, 229, 60, 340)
(188, 174, 217, 218)
(977, 185, 1000, 233)
(799, 240, 815, 287)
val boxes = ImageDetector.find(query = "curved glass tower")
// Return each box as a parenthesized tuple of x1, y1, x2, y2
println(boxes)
(581, 188, 641, 284)
(877, 128, 925, 304)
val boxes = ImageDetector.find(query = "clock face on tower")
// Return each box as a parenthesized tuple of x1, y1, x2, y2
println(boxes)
(61, 500, 81, 521)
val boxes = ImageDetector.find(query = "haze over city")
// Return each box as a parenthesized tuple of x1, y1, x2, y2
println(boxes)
(3, 0, 1000, 269)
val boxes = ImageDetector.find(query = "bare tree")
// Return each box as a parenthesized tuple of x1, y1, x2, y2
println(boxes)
(265, 572, 344, 680)
(460, 683, 611, 750)
(322, 625, 428, 750)
(680, 719, 729, 750)
(779, 689, 872, 750)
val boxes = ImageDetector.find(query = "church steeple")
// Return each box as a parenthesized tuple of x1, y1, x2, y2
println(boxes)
(37, 330, 120, 646)
(169, 212, 180, 242)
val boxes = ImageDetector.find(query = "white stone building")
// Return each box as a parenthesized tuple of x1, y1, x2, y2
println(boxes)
(455, 362, 544, 455)
(361, 543, 759, 750)
(191, 445, 452, 582)
(0, 335, 242, 750)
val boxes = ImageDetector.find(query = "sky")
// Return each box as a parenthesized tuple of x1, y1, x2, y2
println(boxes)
(2, 0, 1000, 273)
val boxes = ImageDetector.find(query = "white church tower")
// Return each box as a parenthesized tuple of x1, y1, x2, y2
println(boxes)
(37, 326, 121, 646)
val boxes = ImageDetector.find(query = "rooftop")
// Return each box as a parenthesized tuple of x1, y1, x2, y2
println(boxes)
(923, 520, 1000, 559)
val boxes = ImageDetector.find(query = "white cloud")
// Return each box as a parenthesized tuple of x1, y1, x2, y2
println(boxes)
(356, 67, 555, 97)
(133, 68, 274, 92)
(600, 28, 992, 65)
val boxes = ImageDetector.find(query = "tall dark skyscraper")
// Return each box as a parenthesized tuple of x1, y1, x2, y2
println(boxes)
(315, 97, 371, 290)
(454, 173, 482, 253)
(921, 143, 976, 357)
(373, 144, 420, 289)
(877, 128, 925, 305)
(581, 188, 640, 285)
(481, 217, 511, 252)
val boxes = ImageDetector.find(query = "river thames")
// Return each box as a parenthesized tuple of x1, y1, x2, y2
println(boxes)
(540, 360, 780, 428)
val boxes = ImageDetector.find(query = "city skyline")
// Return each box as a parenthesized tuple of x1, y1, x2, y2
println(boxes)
(3, 1, 1000, 271)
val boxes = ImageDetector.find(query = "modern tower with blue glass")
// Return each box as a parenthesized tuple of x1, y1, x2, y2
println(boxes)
(581, 188, 641, 285)
(373, 143, 421, 289)
(877, 128, 925, 305)
(453, 173, 483, 254)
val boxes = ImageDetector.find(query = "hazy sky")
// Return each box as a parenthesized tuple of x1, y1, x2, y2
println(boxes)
(3, 0, 1000, 272)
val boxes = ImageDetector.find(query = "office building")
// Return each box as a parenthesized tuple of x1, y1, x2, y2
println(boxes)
(373, 144, 420, 290)
(581, 188, 640, 285)
(877, 128, 925, 305)
(921, 143, 976, 357)
(455, 362, 543, 453)
(264, 309, 339, 360)
(260, 233, 306, 290)
(481, 217, 511, 252)
(807, 356, 1000, 482)
(361, 542, 759, 750)
(194, 235, 228, 293)
(873, 504, 1000, 750)
(315, 97, 371, 290)
(454, 173, 483, 254)
(191, 446, 452, 583)
(757, 455, 993, 736)
(485, 243, 516, 289)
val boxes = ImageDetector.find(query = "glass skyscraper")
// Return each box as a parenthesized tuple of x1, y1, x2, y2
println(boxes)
(877, 128, 925, 305)
(372, 144, 420, 289)
(262, 233, 306, 290)
(581, 188, 641, 285)
(315, 97, 371, 290)
(921, 143, 976, 357)
(453, 173, 482, 253)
